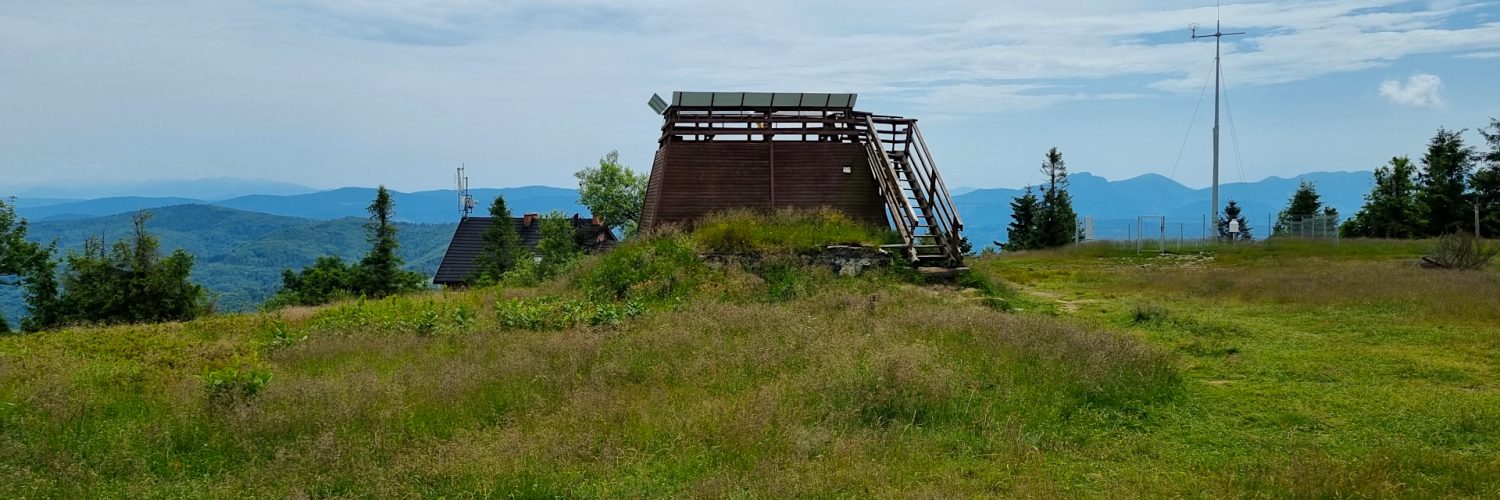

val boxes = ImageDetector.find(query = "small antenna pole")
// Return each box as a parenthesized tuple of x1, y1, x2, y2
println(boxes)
(457, 164, 475, 219)
(1191, 15, 1244, 236)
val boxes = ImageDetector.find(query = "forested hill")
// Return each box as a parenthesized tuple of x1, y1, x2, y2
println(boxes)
(0, 205, 456, 322)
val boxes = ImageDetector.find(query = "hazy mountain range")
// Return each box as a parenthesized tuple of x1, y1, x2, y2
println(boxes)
(2, 171, 1376, 324)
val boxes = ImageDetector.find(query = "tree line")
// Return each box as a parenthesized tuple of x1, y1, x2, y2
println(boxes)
(1340, 120, 1500, 238)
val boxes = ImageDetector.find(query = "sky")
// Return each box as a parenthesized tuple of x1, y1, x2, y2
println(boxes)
(2, 0, 1498, 194)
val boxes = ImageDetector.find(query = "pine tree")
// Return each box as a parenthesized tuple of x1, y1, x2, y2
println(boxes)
(1417, 127, 1476, 236)
(354, 186, 423, 297)
(1274, 180, 1336, 236)
(1216, 200, 1252, 240)
(1342, 156, 1422, 238)
(1473, 118, 1500, 237)
(1035, 147, 1078, 248)
(1003, 186, 1040, 251)
(474, 195, 526, 282)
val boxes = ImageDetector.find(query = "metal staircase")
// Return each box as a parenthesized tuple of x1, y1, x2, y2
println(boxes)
(858, 114, 965, 268)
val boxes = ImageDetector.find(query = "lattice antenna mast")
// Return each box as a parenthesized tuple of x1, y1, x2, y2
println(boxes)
(1191, 16, 1244, 232)
(456, 165, 475, 219)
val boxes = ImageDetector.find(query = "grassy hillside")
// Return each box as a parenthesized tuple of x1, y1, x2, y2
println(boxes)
(2, 232, 1497, 496)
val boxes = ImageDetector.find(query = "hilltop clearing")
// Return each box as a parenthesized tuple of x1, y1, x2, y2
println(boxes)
(2, 230, 1497, 496)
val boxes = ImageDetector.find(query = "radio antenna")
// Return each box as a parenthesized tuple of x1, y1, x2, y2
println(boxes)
(456, 164, 475, 219)
(1191, 10, 1244, 234)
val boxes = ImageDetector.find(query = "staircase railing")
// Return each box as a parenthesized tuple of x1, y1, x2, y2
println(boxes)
(859, 114, 965, 266)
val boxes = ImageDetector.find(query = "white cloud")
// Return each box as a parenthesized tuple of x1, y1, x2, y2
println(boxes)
(1379, 73, 1444, 108)
(1457, 51, 1500, 59)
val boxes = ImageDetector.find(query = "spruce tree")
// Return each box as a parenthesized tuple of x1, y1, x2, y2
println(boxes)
(1473, 118, 1500, 237)
(474, 195, 526, 282)
(1274, 180, 1335, 236)
(55, 212, 209, 325)
(354, 186, 423, 297)
(1036, 147, 1079, 248)
(1004, 186, 1040, 251)
(1343, 156, 1421, 238)
(1417, 127, 1476, 236)
(1216, 200, 1252, 240)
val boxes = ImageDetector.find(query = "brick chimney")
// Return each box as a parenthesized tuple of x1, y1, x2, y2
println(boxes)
(522, 212, 539, 228)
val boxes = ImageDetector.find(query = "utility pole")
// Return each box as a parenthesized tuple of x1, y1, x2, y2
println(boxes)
(1192, 19, 1244, 236)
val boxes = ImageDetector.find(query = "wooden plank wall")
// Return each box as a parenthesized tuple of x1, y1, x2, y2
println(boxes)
(640, 141, 888, 230)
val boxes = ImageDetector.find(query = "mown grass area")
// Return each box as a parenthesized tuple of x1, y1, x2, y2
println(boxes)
(3, 229, 1497, 496)
(974, 237, 1500, 496)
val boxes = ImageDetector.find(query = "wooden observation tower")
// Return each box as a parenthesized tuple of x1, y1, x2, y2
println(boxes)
(641, 91, 965, 267)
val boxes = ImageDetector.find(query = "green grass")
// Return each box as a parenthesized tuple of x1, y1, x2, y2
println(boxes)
(690, 208, 894, 254)
(2, 232, 1498, 496)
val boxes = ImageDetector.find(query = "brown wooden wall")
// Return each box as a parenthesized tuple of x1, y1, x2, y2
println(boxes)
(640, 141, 888, 230)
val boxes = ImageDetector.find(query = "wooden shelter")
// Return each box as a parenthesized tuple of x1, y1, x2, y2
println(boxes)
(433, 213, 617, 286)
(641, 91, 965, 266)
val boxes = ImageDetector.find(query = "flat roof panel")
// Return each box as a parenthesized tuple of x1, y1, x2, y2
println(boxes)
(679, 92, 713, 107)
(743, 92, 773, 107)
(802, 93, 830, 107)
(712, 92, 744, 106)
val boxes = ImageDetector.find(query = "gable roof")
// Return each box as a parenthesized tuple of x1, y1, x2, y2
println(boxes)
(432, 215, 618, 285)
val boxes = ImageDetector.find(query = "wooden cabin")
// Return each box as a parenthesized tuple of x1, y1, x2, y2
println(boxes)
(433, 213, 617, 286)
(641, 91, 966, 267)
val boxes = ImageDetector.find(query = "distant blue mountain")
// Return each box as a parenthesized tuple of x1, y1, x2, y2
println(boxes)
(959, 171, 1374, 244)
(13, 177, 316, 201)
(9, 171, 1377, 244)
(10, 186, 589, 224)
(19, 196, 208, 221)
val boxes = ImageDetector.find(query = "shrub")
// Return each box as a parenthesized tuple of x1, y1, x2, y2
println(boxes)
(1423, 232, 1498, 270)
(570, 231, 706, 304)
(263, 317, 306, 349)
(203, 360, 273, 405)
(495, 296, 642, 331)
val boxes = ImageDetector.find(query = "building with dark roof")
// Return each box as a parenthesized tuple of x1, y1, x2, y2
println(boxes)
(641, 91, 966, 267)
(432, 213, 618, 286)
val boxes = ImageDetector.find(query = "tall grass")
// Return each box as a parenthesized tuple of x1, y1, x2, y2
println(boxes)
(690, 208, 893, 254)
(0, 244, 1181, 496)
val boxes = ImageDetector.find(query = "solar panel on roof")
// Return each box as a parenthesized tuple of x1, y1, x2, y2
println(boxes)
(658, 91, 858, 110)
(743, 92, 773, 107)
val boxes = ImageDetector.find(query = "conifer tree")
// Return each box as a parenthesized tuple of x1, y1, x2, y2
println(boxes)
(1342, 156, 1422, 238)
(1036, 147, 1079, 248)
(1003, 186, 1040, 251)
(1473, 118, 1500, 237)
(474, 195, 526, 282)
(354, 186, 423, 297)
(55, 212, 209, 324)
(1417, 127, 1476, 236)
(1274, 180, 1337, 236)
(1216, 200, 1252, 240)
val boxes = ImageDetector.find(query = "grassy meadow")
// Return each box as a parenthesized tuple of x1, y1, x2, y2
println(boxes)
(2, 225, 1498, 496)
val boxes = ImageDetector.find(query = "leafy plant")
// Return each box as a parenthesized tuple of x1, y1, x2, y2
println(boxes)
(203, 360, 273, 405)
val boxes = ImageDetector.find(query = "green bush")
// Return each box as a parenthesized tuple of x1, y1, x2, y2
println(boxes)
(495, 296, 642, 331)
(570, 231, 706, 304)
(203, 360, 273, 405)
